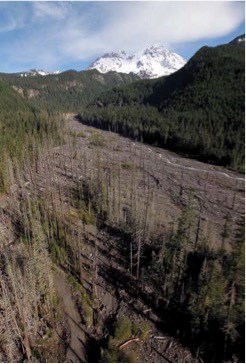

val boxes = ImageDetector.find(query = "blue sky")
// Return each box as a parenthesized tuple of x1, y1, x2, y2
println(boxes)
(0, 1, 244, 73)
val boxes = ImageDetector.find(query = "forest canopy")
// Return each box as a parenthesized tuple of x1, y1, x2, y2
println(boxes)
(79, 42, 245, 171)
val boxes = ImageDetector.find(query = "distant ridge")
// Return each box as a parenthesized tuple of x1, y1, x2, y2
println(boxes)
(229, 34, 245, 47)
(17, 69, 61, 77)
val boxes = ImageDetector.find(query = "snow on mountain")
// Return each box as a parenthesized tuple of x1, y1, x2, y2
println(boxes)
(19, 69, 60, 77)
(88, 45, 186, 79)
(229, 34, 245, 47)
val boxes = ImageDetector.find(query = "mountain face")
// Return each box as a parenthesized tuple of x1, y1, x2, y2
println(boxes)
(88, 45, 186, 79)
(229, 34, 245, 47)
(81, 36, 245, 171)
(18, 69, 61, 77)
(0, 78, 32, 113)
(0, 69, 139, 112)
(89, 36, 245, 114)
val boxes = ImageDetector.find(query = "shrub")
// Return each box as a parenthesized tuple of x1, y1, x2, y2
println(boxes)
(89, 133, 106, 147)
(114, 317, 132, 343)
(76, 131, 86, 138)
(121, 162, 135, 170)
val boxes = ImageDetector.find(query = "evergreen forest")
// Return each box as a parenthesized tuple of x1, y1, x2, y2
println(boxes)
(79, 41, 245, 171)
(0, 36, 244, 363)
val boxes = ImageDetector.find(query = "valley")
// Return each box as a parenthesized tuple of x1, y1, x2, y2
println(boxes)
(0, 30, 244, 363)
(1, 113, 244, 362)
(69, 114, 244, 246)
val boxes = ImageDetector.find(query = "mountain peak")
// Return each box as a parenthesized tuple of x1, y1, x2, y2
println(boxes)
(143, 44, 168, 52)
(88, 45, 186, 79)
(18, 69, 60, 77)
(229, 34, 245, 47)
(101, 51, 127, 59)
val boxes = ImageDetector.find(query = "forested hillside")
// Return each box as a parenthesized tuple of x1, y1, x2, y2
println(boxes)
(0, 34, 244, 363)
(0, 77, 69, 362)
(79, 38, 245, 171)
(0, 69, 139, 112)
(0, 78, 63, 192)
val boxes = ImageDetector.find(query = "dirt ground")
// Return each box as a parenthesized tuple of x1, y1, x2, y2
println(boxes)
(66, 114, 244, 248)
(45, 114, 243, 362)
(1, 113, 244, 363)
(53, 268, 88, 363)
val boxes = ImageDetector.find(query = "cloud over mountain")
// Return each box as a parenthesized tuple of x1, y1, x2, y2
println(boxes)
(0, 1, 244, 72)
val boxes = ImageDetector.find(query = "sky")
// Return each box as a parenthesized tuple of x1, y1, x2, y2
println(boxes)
(0, 1, 244, 73)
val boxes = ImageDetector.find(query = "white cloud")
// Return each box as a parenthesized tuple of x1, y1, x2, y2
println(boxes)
(2, 1, 245, 70)
(57, 1, 244, 62)
(32, 2, 70, 20)
(0, 3, 29, 33)
(0, 17, 18, 33)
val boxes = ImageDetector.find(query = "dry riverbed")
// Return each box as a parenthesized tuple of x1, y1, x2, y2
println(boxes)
(1, 113, 243, 363)
(67, 114, 244, 249)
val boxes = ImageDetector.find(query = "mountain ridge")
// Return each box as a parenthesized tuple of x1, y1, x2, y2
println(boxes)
(0, 69, 139, 112)
(80, 35, 245, 171)
(88, 44, 186, 79)
(16, 69, 61, 77)
(229, 33, 245, 46)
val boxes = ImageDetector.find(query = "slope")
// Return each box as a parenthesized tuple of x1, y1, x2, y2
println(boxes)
(0, 77, 32, 114)
(0, 78, 62, 192)
(0, 69, 139, 113)
(88, 45, 186, 79)
(79, 36, 245, 171)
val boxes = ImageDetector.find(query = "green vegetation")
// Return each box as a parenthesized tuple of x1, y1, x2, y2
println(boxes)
(76, 131, 86, 138)
(9, 153, 244, 362)
(0, 36, 244, 363)
(121, 162, 135, 170)
(79, 41, 245, 171)
(68, 275, 94, 327)
(112, 317, 132, 344)
(89, 132, 106, 147)
(104, 318, 138, 363)
(70, 179, 102, 224)
(103, 317, 151, 362)
(138, 206, 245, 363)
(0, 69, 139, 112)
(0, 78, 64, 192)
(0, 210, 59, 362)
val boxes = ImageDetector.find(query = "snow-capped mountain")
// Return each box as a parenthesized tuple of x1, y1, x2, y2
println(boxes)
(88, 45, 186, 79)
(229, 34, 245, 47)
(19, 69, 60, 77)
